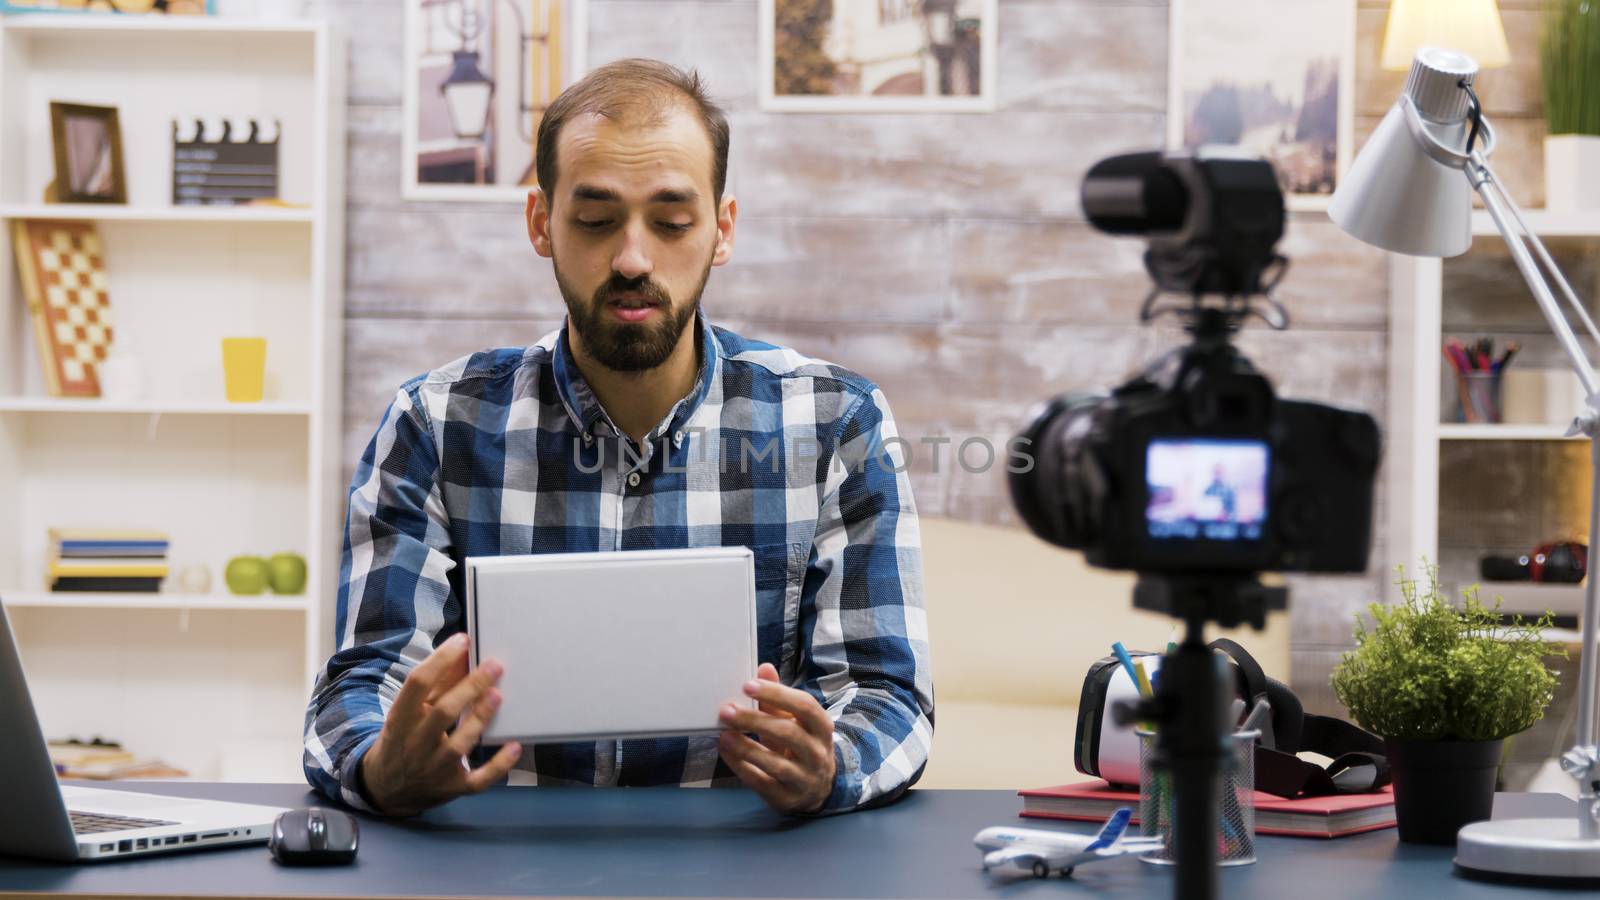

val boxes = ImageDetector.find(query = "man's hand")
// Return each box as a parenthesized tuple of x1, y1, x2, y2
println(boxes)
(717, 663, 837, 814)
(359, 633, 522, 817)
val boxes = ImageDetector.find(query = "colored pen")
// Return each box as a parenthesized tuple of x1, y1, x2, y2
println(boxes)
(1112, 642, 1139, 687)
(1133, 659, 1155, 699)
(1239, 698, 1271, 735)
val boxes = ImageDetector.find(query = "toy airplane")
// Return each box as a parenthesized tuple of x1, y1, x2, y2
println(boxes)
(973, 807, 1164, 879)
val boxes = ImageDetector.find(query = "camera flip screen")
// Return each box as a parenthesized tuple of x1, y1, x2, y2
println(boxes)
(1145, 439, 1269, 542)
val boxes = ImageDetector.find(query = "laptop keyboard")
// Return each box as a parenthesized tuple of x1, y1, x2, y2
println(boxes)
(69, 810, 180, 835)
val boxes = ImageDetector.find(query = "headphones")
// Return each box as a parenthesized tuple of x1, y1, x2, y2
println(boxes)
(1075, 639, 1390, 797)
(1207, 639, 1389, 797)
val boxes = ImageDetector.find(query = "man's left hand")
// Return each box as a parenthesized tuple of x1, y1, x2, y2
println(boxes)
(718, 663, 836, 814)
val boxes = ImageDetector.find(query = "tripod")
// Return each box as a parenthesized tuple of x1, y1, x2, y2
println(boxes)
(1114, 574, 1285, 900)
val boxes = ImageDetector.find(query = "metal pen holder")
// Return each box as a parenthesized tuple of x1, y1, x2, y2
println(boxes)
(1456, 371, 1503, 423)
(1137, 729, 1258, 867)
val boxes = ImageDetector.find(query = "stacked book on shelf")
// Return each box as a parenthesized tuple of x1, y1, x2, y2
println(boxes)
(47, 739, 187, 781)
(47, 529, 170, 593)
(1018, 779, 1396, 839)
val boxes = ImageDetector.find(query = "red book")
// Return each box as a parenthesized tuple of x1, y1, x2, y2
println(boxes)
(1018, 780, 1396, 839)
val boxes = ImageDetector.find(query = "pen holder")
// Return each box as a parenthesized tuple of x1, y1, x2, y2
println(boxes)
(1136, 728, 1257, 867)
(1455, 371, 1503, 424)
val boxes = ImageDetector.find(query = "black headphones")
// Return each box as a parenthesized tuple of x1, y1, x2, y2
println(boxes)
(1209, 639, 1390, 797)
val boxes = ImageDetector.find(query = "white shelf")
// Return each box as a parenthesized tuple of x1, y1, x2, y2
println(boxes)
(0, 15, 346, 782)
(1537, 628, 1595, 645)
(1472, 209, 1600, 238)
(2, 593, 310, 612)
(0, 398, 311, 416)
(0, 15, 321, 37)
(1437, 423, 1581, 441)
(1474, 581, 1586, 616)
(0, 204, 314, 224)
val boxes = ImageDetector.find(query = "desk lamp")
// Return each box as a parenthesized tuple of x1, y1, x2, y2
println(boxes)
(1329, 47, 1600, 879)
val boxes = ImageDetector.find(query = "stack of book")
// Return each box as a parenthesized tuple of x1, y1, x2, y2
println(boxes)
(47, 529, 170, 593)
(1018, 779, 1397, 839)
(47, 740, 188, 780)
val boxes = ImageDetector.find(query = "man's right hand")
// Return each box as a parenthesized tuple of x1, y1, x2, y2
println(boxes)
(358, 632, 522, 816)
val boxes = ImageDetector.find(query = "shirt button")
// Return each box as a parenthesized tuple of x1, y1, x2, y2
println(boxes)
(672, 430, 684, 447)
(581, 431, 594, 445)
(627, 472, 641, 488)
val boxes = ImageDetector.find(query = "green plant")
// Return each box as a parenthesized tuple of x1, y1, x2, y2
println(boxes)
(1331, 563, 1565, 742)
(1541, 0, 1600, 136)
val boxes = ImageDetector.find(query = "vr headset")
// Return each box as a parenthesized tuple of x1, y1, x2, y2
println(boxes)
(1074, 639, 1390, 797)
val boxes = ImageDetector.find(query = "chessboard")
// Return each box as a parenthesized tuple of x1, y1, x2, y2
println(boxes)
(11, 219, 113, 398)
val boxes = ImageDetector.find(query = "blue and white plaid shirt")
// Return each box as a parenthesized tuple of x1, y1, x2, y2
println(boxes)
(303, 314, 933, 815)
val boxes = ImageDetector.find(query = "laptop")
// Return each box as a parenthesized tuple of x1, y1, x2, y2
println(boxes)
(465, 546, 758, 744)
(0, 599, 289, 861)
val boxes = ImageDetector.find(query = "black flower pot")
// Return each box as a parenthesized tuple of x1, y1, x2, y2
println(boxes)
(1384, 736, 1503, 845)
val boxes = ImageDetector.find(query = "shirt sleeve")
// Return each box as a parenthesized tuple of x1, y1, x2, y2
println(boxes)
(798, 387, 935, 815)
(302, 381, 458, 812)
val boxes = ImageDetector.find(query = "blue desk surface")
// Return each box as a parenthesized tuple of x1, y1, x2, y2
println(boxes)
(0, 782, 1581, 899)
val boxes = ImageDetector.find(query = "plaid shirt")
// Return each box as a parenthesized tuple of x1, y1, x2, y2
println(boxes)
(303, 314, 933, 815)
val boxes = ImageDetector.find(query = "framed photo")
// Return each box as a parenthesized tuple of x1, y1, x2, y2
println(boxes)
(404, 0, 588, 202)
(1168, 0, 1355, 212)
(50, 102, 126, 205)
(0, 1, 211, 13)
(759, 0, 998, 113)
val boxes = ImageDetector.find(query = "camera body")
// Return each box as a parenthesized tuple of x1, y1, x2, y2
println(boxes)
(1009, 148, 1380, 576)
(1010, 327, 1380, 574)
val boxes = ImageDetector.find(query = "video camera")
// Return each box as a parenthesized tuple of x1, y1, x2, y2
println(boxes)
(1004, 148, 1383, 900)
(1008, 148, 1381, 579)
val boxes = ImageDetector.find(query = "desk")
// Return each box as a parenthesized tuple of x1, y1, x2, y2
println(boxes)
(0, 783, 1581, 899)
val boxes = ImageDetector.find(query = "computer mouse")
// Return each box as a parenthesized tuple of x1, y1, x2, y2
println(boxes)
(268, 807, 358, 865)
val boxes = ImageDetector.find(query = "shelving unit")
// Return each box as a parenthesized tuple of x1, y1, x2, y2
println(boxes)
(1437, 423, 1582, 441)
(4, 593, 313, 612)
(0, 15, 345, 782)
(0, 398, 312, 415)
(1389, 209, 1600, 593)
(0, 203, 317, 223)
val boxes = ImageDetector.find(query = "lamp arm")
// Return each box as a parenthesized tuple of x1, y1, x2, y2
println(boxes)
(1492, 181, 1600, 351)
(1466, 151, 1600, 839)
(1465, 153, 1600, 398)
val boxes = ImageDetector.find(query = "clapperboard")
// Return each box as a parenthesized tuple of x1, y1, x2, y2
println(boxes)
(171, 118, 280, 205)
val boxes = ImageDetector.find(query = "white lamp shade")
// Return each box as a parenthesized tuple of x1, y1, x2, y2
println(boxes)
(1328, 101, 1474, 258)
(1381, 0, 1510, 71)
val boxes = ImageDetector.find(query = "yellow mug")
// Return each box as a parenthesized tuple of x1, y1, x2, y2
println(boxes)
(221, 337, 267, 403)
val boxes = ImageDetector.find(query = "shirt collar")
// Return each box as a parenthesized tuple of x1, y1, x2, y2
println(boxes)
(552, 311, 722, 441)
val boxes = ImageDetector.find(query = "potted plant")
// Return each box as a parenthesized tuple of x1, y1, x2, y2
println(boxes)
(1541, 0, 1600, 210)
(1331, 564, 1564, 845)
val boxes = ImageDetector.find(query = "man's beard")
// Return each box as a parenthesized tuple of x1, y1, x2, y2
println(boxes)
(554, 254, 711, 374)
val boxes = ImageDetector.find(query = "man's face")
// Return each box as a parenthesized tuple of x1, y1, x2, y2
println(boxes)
(527, 105, 736, 373)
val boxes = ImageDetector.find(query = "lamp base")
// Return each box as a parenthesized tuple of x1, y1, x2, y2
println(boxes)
(1455, 818, 1600, 881)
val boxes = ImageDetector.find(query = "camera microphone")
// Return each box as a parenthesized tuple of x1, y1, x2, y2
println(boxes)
(1081, 152, 1189, 235)
(1082, 149, 1287, 299)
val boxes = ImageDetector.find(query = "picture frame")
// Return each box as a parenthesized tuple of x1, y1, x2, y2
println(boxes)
(403, 0, 589, 202)
(759, 0, 998, 113)
(1167, 0, 1355, 212)
(0, 1, 212, 13)
(49, 102, 127, 205)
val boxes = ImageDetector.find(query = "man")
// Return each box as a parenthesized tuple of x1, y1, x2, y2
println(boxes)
(1204, 464, 1237, 523)
(303, 59, 933, 818)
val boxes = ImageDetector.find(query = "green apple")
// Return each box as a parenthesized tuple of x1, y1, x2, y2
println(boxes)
(267, 552, 307, 595)
(225, 556, 269, 595)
